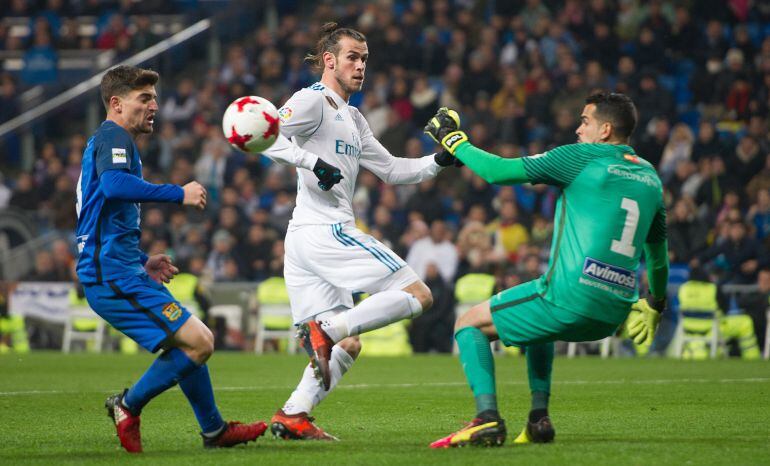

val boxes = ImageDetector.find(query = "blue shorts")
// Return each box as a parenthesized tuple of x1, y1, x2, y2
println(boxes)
(83, 273, 192, 352)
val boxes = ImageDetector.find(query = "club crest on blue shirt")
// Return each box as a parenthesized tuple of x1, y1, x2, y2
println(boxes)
(162, 302, 182, 321)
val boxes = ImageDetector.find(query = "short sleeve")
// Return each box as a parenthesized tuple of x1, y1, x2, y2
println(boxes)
(646, 203, 668, 243)
(278, 89, 324, 139)
(95, 129, 132, 176)
(521, 144, 598, 187)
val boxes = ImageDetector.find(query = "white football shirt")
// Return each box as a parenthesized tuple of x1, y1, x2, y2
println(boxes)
(262, 82, 443, 228)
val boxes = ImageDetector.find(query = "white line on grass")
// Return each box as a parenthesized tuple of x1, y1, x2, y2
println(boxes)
(1, 377, 768, 397)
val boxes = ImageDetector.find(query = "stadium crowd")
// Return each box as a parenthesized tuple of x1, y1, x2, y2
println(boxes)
(2, 0, 770, 352)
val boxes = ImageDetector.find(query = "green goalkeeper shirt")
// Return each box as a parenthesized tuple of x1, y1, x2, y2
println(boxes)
(454, 141, 668, 325)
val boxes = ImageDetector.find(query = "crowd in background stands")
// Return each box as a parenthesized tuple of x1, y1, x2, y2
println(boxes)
(2, 1, 770, 313)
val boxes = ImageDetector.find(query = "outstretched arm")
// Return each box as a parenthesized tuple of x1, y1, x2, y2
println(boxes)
(452, 141, 531, 185)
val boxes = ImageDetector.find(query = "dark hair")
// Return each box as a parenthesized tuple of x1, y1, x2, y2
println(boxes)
(585, 92, 637, 141)
(100, 65, 159, 111)
(305, 22, 367, 73)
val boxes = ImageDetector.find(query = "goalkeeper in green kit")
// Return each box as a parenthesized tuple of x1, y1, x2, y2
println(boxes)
(426, 92, 669, 448)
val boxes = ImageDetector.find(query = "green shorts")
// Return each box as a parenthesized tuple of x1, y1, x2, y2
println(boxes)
(489, 280, 621, 347)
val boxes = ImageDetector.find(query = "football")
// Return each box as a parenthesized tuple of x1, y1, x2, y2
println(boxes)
(222, 96, 280, 154)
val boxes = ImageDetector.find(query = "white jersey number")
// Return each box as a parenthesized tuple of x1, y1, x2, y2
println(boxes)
(610, 197, 639, 258)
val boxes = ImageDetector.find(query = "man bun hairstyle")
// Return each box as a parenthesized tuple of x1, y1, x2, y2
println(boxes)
(305, 22, 367, 73)
(100, 65, 159, 111)
(585, 92, 638, 141)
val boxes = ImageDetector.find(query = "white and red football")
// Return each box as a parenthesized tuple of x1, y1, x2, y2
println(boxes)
(222, 96, 280, 154)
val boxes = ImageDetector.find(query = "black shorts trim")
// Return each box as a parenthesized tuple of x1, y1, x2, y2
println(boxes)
(490, 293, 540, 313)
(107, 282, 174, 340)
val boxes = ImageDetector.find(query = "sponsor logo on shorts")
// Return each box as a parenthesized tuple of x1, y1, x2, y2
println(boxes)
(582, 257, 635, 290)
(112, 148, 127, 164)
(606, 164, 658, 187)
(162, 302, 182, 321)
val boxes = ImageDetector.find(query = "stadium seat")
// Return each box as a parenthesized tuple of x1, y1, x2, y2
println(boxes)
(62, 304, 105, 353)
(252, 277, 296, 354)
(673, 308, 725, 359)
(453, 273, 496, 355)
(566, 337, 614, 359)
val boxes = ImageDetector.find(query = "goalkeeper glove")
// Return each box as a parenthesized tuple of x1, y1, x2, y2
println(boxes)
(424, 108, 466, 164)
(626, 295, 666, 345)
(313, 158, 343, 191)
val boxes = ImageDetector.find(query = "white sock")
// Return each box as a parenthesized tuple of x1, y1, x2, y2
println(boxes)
(320, 290, 422, 343)
(282, 345, 355, 415)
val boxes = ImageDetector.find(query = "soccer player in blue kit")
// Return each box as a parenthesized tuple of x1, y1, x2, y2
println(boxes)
(75, 65, 266, 453)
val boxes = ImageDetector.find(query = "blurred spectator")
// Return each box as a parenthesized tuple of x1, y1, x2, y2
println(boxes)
(48, 174, 76, 231)
(131, 15, 161, 52)
(747, 189, 770, 243)
(21, 25, 58, 85)
(747, 154, 770, 202)
(24, 250, 66, 281)
(693, 220, 766, 284)
(489, 200, 529, 262)
(738, 268, 770, 353)
(161, 78, 197, 127)
(9, 173, 40, 212)
(206, 229, 239, 282)
(0, 74, 19, 124)
(408, 263, 454, 353)
(727, 136, 764, 188)
(668, 197, 709, 263)
(406, 219, 458, 283)
(96, 13, 129, 50)
(659, 123, 694, 181)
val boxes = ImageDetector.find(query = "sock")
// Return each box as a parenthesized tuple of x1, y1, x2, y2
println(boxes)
(178, 363, 225, 435)
(320, 290, 422, 343)
(455, 326, 497, 415)
(526, 342, 554, 414)
(123, 347, 198, 413)
(283, 345, 355, 415)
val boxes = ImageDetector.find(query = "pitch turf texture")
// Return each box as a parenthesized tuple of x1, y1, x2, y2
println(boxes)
(1, 353, 768, 465)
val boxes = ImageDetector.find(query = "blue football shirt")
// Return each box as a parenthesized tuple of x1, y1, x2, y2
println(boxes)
(75, 120, 144, 283)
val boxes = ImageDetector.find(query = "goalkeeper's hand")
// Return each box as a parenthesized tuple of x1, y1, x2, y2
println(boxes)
(424, 108, 469, 156)
(626, 295, 666, 345)
(312, 158, 343, 191)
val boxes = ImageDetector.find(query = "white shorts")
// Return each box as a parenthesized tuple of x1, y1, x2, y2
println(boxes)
(284, 222, 420, 324)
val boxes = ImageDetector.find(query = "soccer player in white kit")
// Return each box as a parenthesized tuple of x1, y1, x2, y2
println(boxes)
(260, 23, 461, 440)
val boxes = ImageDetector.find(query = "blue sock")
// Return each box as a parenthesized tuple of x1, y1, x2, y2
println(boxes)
(178, 363, 225, 435)
(124, 347, 198, 413)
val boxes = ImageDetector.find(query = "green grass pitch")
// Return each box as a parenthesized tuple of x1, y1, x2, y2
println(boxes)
(1, 353, 768, 465)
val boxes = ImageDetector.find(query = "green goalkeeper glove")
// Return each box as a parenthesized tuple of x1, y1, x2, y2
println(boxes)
(626, 295, 666, 345)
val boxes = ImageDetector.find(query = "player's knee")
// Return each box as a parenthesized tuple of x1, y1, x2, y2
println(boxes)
(337, 336, 361, 359)
(454, 304, 483, 332)
(192, 326, 215, 363)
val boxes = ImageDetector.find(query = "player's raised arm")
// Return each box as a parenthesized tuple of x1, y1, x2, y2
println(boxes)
(259, 90, 343, 191)
(424, 108, 530, 185)
(355, 108, 455, 185)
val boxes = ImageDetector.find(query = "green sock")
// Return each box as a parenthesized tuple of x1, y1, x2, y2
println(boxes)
(455, 327, 497, 414)
(526, 342, 554, 409)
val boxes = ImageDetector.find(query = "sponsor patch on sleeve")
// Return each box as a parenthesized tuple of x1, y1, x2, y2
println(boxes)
(112, 148, 127, 164)
(278, 107, 293, 124)
(582, 257, 636, 290)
